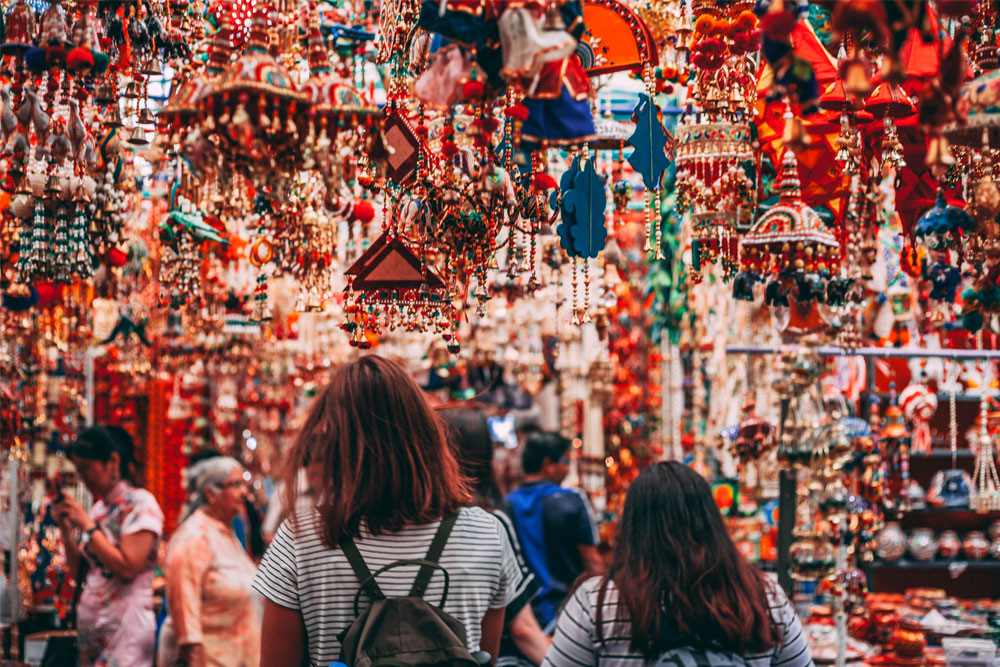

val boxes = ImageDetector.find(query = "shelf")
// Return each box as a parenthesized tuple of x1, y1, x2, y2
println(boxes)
(894, 507, 1000, 531)
(870, 559, 1000, 569)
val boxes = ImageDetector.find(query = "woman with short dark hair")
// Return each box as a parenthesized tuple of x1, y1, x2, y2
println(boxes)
(254, 355, 522, 666)
(543, 462, 813, 667)
(54, 425, 164, 666)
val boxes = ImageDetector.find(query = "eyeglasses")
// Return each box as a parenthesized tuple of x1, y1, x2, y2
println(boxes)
(219, 480, 249, 490)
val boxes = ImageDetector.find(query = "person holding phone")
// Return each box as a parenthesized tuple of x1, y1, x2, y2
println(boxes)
(52, 425, 164, 667)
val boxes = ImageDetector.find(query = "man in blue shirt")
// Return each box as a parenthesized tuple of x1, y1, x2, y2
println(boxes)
(504, 432, 604, 632)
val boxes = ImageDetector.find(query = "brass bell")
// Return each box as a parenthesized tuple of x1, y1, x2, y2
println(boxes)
(73, 185, 90, 203)
(103, 104, 123, 128)
(44, 174, 61, 196)
(127, 125, 149, 146)
(94, 84, 116, 105)
(925, 135, 955, 179)
(138, 107, 157, 126)
(123, 81, 141, 99)
(143, 57, 162, 76)
(15, 177, 32, 196)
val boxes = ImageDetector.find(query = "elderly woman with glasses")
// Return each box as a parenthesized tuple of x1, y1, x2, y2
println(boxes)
(158, 457, 261, 667)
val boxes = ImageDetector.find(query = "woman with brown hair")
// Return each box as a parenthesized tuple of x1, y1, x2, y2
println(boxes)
(253, 355, 521, 666)
(543, 461, 813, 667)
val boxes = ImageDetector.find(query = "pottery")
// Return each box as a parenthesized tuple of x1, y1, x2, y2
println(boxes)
(989, 536, 1000, 560)
(908, 528, 938, 561)
(989, 519, 1000, 543)
(963, 531, 990, 560)
(877, 522, 907, 562)
(938, 530, 961, 560)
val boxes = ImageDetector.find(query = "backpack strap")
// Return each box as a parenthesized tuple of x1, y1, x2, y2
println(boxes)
(410, 512, 458, 598)
(340, 535, 385, 604)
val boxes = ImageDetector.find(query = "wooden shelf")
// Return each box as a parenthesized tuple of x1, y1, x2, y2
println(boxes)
(867, 559, 1000, 598)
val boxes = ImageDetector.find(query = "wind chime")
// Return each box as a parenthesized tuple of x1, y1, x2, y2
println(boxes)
(676, 3, 759, 283)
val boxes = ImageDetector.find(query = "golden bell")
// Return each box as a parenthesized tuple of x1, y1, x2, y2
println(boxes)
(103, 104, 123, 128)
(143, 57, 162, 76)
(14, 177, 32, 196)
(94, 84, 116, 105)
(123, 81, 141, 99)
(43, 174, 60, 196)
(138, 107, 157, 126)
(127, 125, 149, 146)
(73, 184, 90, 203)
(842, 59, 873, 100)
(781, 117, 810, 153)
(925, 135, 955, 179)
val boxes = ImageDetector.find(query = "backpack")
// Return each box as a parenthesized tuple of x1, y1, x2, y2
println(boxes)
(652, 645, 750, 667)
(337, 513, 485, 667)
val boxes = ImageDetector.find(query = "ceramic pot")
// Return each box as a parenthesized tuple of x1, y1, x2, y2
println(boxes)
(938, 530, 961, 560)
(908, 528, 937, 561)
(963, 531, 990, 560)
(877, 522, 907, 562)
(989, 536, 1000, 560)
(989, 519, 1000, 543)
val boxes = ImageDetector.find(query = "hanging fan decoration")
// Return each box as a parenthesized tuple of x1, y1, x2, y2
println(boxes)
(577, 0, 658, 76)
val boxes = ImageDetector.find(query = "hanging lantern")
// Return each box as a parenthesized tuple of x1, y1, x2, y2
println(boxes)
(735, 149, 840, 304)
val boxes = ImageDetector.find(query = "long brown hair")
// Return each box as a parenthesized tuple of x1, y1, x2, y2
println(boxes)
(285, 355, 472, 546)
(597, 461, 779, 658)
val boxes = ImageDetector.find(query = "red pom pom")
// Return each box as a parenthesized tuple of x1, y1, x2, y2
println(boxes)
(761, 10, 798, 42)
(461, 80, 485, 100)
(442, 141, 459, 157)
(108, 247, 128, 267)
(532, 173, 558, 190)
(504, 104, 529, 122)
(33, 283, 58, 307)
(353, 199, 375, 224)
(414, 124, 429, 138)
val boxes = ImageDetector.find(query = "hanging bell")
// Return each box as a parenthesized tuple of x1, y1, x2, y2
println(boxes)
(926, 135, 956, 179)
(103, 104, 123, 128)
(127, 125, 149, 146)
(94, 84, 116, 105)
(14, 176, 32, 196)
(143, 57, 162, 76)
(73, 184, 90, 203)
(123, 81, 141, 99)
(44, 174, 61, 197)
(138, 107, 157, 126)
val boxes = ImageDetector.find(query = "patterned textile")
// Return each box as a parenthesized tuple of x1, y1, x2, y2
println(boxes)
(77, 481, 164, 667)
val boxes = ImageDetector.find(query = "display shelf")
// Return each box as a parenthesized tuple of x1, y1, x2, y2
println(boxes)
(896, 508, 1000, 532)
(867, 559, 1000, 598)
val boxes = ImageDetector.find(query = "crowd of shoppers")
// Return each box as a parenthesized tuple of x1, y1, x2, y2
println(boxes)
(52, 355, 813, 667)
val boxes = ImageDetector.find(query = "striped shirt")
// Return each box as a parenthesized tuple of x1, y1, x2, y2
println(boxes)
(252, 506, 522, 667)
(542, 576, 814, 667)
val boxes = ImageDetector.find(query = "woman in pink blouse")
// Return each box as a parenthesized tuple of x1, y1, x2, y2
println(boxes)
(54, 425, 164, 667)
(158, 456, 261, 667)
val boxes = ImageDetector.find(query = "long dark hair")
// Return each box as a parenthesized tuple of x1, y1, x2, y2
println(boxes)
(440, 408, 500, 509)
(68, 425, 140, 486)
(597, 461, 779, 658)
(285, 355, 472, 546)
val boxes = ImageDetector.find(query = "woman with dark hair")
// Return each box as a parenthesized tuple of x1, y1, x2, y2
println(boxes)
(253, 355, 521, 666)
(441, 408, 551, 666)
(543, 461, 813, 667)
(53, 425, 165, 666)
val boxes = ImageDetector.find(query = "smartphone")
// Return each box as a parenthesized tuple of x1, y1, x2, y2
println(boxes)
(47, 472, 66, 503)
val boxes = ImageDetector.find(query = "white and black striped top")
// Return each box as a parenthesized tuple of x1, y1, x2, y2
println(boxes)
(253, 506, 522, 667)
(542, 577, 814, 667)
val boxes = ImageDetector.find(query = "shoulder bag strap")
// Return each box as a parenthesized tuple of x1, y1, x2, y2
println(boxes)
(409, 512, 458, 598)
(339, 535, 385, 603)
